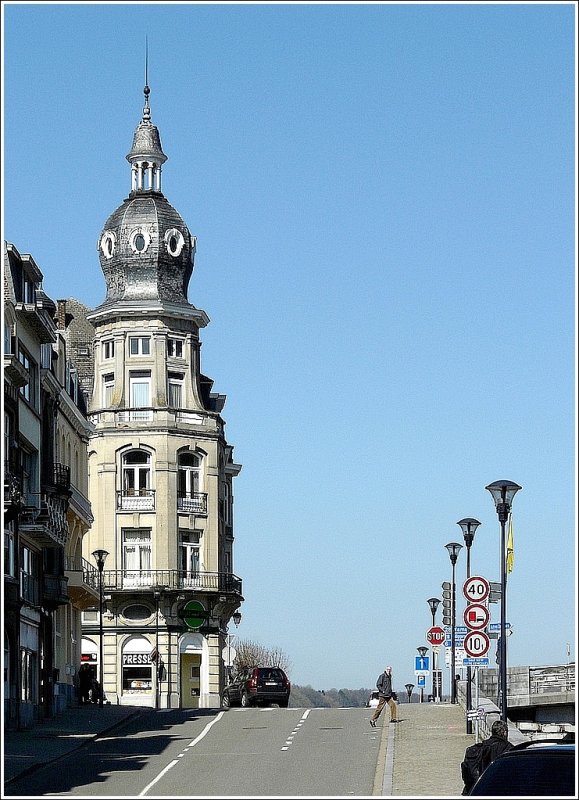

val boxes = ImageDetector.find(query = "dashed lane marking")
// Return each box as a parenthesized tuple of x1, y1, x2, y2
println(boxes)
(281, 708, 309, 752)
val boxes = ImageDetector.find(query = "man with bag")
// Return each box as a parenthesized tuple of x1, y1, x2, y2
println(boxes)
(461, 719, 513, 794)
(370, 665, 398, 726)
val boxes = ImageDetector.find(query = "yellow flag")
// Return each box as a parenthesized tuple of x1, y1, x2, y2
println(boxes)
(506, 514, 514, 573)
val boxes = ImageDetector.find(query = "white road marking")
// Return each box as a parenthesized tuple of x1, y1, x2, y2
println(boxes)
(280, 709, 309, 752)
(138, 712, 224, 796)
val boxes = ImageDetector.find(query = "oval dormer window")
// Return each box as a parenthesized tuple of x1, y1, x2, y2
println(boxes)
(129, 229, 151, 254)
(164, 228, 185, 258)
(100, 230, 116, 260)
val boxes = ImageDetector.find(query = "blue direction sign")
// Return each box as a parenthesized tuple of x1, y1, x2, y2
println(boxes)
(488, 622, 511, 631)
(463, 657, 490, 666)
(415, 655, 430, 672)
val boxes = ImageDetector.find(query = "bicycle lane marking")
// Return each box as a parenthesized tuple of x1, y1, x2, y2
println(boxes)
(281, 708, 310, 751)
(138, 711, 225, 796)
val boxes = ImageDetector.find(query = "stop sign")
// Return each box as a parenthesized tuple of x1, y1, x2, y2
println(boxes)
(426, 626, 445, 645)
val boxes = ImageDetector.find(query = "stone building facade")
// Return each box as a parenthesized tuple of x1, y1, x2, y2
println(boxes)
(3, 243, 96, 729)
(79, 83, 243, 708)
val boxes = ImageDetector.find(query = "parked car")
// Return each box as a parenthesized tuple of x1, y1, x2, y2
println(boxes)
(222, 666, 291, 708)
(366, 691, 380, 708)
(468, 739, 575, 796)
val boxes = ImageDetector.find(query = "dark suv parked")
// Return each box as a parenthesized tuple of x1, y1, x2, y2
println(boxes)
(468, 738, 575, 796)
(222, 667, 291, 708)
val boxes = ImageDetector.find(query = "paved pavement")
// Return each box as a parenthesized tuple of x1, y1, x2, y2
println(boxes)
(3, 703, 144, 787)
(380, 701, 472, 796)
(3, 701, 477, 796)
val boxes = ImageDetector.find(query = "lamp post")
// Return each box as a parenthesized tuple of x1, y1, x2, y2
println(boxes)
(416, 647, 428, 703)
(153, 587, 162, 710)
(227, 611, 242, 682)
(445, 542, 462, 704)
(427, 597, 441, 702)
(404, 683, 414, 704)
(91, 549, 109, 708)
(457, 518, 481, 733)
(486, 480, 521, 723)
(152, 585, 169, 710)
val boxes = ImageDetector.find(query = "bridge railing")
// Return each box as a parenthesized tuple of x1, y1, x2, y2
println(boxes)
(529, 663, 575, 694)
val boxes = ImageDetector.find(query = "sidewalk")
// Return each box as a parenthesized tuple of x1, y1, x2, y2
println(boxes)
(383, 701, 473, 796)
(3, 703, 143, 787)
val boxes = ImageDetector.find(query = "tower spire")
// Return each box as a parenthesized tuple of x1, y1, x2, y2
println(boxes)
(143, 37, 150, 122)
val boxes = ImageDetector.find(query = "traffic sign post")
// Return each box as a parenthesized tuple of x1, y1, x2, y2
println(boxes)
(432, 669, 443, 702)
(463, 603, 490, 631)
(415, 655, 430, 672)
(463, 630, 490, 658)
(463, 657, 490, 667)
(426, 626, 445, 646)
(463, 576, 490, 604)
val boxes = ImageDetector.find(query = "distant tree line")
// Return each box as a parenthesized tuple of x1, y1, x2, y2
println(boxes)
(288, 685, 373, 708)
(232, 640, 373, 707)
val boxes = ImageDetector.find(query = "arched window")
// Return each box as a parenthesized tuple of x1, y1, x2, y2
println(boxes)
(177, 452, 206, 514)
(119, 450, 154, 511)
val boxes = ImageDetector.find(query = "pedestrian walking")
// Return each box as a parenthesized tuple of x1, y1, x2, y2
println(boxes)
(370, 665, 397, 726)
(78, 664, 92, 705)
(460, 719, 513, 794)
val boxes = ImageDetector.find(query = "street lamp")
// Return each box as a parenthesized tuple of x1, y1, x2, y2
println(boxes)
(404, 683, 414, 704)
(226, 611, 242, 682)
(91, 549, 109, 708)
(457, 518, 481, 733)
(445, 542, 462, 704)
(427, 597, 441, 628)
(427, 597, 441, 702)
(486, 480, 521, 723)
(417, 647, 428, 703)
(152, 585, 169, 710)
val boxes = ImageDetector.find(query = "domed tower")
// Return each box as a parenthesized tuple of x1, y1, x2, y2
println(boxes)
(84, 83, 242, 712)
(92, 83, 197, 315)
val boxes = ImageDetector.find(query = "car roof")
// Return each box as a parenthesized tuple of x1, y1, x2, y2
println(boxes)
(508, 740, 575, 753)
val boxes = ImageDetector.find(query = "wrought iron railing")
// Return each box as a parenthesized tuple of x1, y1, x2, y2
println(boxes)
(53, 463, 71, 490)
(99, 569, 242, 595)
(65, 556, 99, 589)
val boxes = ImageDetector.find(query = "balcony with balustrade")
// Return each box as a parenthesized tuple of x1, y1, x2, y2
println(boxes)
(177, 491, 207, 515)
(99, 569, 242, 596)
(116, 489, 156, 512)
(65, 556, 100, 609)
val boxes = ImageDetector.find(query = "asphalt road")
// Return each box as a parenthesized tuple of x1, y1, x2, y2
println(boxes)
(5, 706, 384, 797)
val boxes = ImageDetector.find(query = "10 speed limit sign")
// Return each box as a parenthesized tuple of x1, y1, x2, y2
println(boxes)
(463, 630, 490, 658)
(463, 575, 490, 604)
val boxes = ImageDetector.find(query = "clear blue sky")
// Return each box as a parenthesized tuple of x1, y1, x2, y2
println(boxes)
(2, 2, 576, 694)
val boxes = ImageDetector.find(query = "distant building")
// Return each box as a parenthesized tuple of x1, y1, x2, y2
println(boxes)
(78, 82, 243, 708)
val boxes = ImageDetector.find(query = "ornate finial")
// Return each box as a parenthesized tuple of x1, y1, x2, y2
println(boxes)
(143, 37, 151, 121)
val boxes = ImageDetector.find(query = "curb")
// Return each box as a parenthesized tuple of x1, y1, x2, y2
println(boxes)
(3, 709, 144, 788)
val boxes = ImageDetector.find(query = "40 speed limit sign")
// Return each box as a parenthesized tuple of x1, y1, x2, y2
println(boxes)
(463, 575, 490, 604)
(463, 630, 490, 658)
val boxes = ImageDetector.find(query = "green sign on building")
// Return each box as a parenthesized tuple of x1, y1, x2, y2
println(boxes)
(181, 600, 207, 630)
